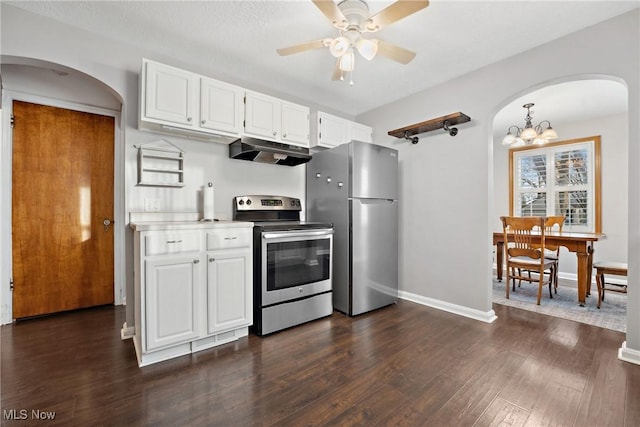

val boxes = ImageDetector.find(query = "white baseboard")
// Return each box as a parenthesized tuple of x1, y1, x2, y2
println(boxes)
(618, 341, 640, 365)
(399, 291, 497, 323)
(120, 322, 134, 340)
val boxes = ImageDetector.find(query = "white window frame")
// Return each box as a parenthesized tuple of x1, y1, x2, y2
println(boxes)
(509, 135, 601, 233)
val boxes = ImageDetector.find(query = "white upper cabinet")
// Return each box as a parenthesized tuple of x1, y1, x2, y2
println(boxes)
(281, 101, 310, 146)
(312, 111, 373, 148)
(244, 90, 281, 140)
(140, 59, 243, 142)
(140, 59, 310, 146)
(144, 60, 197, 127)
(348, 121, 373, 143)
(314, 111, 347, 148)
(200, 77, 244, 135)
(245, 90, 310, 148)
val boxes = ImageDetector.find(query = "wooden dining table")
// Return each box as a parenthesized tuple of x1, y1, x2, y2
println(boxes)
(493, 231, 606, 306)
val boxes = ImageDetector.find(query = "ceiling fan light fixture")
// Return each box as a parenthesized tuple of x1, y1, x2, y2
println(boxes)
(329, 36, 350, 57)
(339, 49, 355, 71)
(278, 0, 430, 82)
(356, 38, 378, 60)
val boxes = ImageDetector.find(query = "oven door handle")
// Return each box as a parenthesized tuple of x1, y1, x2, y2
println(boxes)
(262, 229, 334, 240)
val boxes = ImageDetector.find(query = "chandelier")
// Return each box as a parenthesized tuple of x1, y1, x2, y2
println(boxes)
(501, 103, 558, 147)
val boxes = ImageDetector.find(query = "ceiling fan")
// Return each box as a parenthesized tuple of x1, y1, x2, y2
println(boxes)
(276, 0, 429, 84)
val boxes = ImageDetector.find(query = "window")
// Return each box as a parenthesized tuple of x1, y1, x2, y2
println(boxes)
(509, 136, 601, 232)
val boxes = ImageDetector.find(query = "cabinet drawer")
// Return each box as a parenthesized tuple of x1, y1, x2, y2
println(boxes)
(145, 232, 201, 255)
(207, 229, 251, 250)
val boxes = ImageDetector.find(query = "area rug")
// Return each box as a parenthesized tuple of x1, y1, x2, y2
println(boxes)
(492, 279, 627, 333)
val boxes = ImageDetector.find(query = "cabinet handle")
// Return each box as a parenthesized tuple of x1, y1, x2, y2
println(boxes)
(224, 237, 237, 240)
(201, 120, 206, 125)
(193, 259, 200, 264)
(166, 240, 183, 244)
(283, 133, 287, 138)
(209, 257, 215, 262)
(187, 117, 192, 122)
(273, 131, 277, 137)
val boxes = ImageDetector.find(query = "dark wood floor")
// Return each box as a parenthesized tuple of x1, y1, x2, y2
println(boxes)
(1, 300, 639, 426)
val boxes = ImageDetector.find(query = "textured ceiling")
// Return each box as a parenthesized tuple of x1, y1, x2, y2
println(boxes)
(5, 0, 638, 119)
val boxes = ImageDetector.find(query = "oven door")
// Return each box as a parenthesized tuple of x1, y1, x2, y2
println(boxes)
(260, 228, 333, 306)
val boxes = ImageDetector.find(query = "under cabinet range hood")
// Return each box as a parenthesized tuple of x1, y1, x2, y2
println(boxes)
(229, 137, 311, 166)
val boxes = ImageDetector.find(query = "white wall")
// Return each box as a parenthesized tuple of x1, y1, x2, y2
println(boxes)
(494, 112, 629, 277)
(358, 11, 640, 357)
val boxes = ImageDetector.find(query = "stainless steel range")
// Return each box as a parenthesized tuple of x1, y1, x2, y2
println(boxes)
(233, 195, 334, 335)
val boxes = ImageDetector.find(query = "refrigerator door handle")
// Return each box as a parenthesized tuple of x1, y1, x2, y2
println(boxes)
(352, 198, 396, 204)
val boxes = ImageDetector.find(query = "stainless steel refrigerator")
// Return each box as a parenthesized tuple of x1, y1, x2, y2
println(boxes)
(306, 141, 398, 316)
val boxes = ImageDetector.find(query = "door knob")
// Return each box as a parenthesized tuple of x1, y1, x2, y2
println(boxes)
(103, 218, 114, 232)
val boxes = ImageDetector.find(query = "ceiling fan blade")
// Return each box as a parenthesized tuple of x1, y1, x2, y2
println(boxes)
(331, 59, 342, 81)
(276, 39, 331, 56)
(375, 39, 416, 64)
(366, 0, 429, 32)
(312, 0, 348, 29)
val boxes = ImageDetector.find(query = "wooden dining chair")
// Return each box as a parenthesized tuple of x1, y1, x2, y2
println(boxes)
(500, 216, 556, 305)
(543, 215, 565, 293)
(515, 215, 564, 293)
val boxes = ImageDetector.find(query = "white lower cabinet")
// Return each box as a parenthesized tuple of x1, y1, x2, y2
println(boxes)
(206, 250, 252, 334)
(131, 222, 253, 367)
(145, 254, 203, 351)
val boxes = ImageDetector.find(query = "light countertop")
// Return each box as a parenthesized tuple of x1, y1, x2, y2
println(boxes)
(129, 220, 253, 231)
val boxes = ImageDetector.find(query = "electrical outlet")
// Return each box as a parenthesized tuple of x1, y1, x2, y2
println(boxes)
(144, 198, 161, 212)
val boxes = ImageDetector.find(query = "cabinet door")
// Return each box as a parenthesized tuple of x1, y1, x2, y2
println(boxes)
(200, 77, 244, 135)
(207, 250, 252, 334)
(348, 121, 373, 143)
(244, 91, 280, 140)
(316, 112, 347, 148)
(144, 60, 197, 126)
(281, 101, 310, 147)
(145, 254, 203, 351)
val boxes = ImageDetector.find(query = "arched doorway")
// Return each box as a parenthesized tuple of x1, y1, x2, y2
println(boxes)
(491, 77, 629, 331)
(0, 59, 125, 322)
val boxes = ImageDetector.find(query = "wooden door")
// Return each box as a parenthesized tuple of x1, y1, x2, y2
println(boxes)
(12, 101, 115, 319)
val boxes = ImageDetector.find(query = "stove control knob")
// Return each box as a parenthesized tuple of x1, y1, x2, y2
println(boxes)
(246, 199, 252, 205)
(291, 200, 295, 206)
(238, 199, 244, 205)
